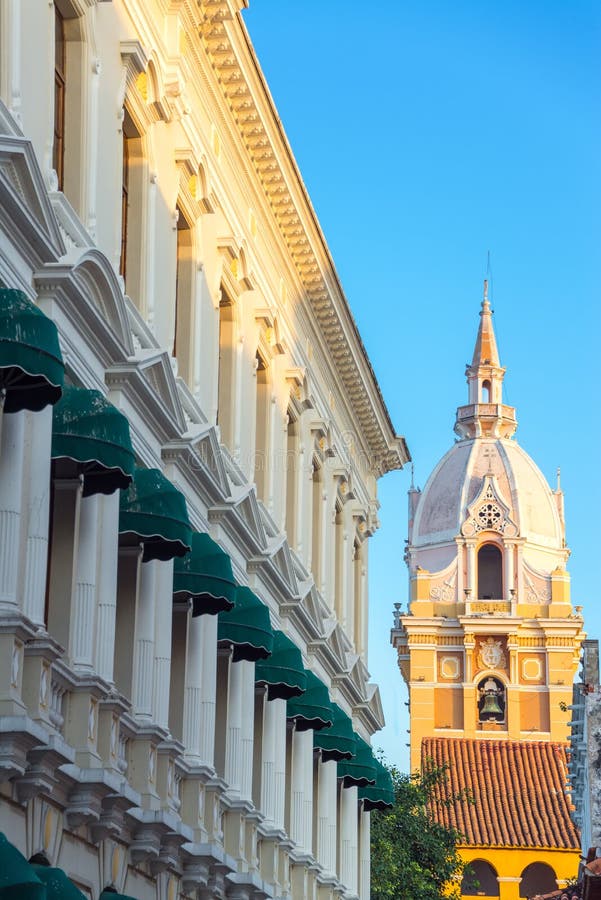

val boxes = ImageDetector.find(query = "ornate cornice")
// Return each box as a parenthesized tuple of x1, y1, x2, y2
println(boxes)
(193, 2, 409, 476)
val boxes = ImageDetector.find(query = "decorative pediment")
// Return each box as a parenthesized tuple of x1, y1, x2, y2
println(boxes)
(162, 424, 232, 507)
(189, 426, 231, 499)
(354, 682, 386, 735)
(106, 350, 187, 442)
(0, 133, 65, 264)
(461, 474, 518, 538)
(72, 251, 134, 355)
(309, 622, 352, 680)
(212, 485, 267, 555)
(332, 652, 368, 706)
(247, 536, 299, 601)
(269, 540, 298, 594)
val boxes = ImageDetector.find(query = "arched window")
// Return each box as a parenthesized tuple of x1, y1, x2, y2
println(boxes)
(519, 862, 557, 897)
(461, 859, 499, 896)
(477, 543, 503, 599)
(477, 676, 506, 724)
(481, 379, 492, 402)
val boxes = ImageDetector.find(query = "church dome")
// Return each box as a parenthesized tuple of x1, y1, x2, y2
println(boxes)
(412, 437, 564, 555)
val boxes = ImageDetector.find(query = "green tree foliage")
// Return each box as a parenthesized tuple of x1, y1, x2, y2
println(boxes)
(370, 760, 465, 900)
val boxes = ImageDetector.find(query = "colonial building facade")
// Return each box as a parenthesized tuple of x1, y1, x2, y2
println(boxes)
(0, 1, 408, 898)
(391, 289, 585, 900)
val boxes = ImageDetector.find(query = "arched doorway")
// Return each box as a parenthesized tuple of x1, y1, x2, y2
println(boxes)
(519, 862, 557, 897)
(461, 859, 499, 896)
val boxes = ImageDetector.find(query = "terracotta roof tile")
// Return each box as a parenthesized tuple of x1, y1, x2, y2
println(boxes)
(422, 737, 580, 850)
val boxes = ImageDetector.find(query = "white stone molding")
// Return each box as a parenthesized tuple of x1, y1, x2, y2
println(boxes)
(0, 410, 25, 608)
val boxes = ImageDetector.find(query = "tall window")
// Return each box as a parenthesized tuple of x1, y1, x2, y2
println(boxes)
(119, 111, 142, 301)
(285, 412, 299, 543)
(353, 540, 363, 653)
(477, 543, 502, 599)
(311, 462, 323, 591)
(119, 131, 129, 280)
(53, 6, 66, 190)
(173, 206, 193, 385)
(254, 352, 269, 502)
(216, 291, 235, 448)
(334, 504, 345, 623)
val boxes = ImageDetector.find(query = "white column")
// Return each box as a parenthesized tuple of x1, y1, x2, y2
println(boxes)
(132, 558, 156, 721)
(239, 658, 255, 801)
(505, 541, 515, 601)
(183, 613, 204, 762)
(358, 808, 370, 900)
(152, 559, 174, 730)
(290, 728, 312, 851)
(303, 731, 314, 855)
(316, 757, 337, 876)
(225, 656, 243, 793)
(94, 491, 120, 684)
(22, 407, 52, 626)
(467, 541, 477, 599)
(339, 784, 358, 894)
(0, 410, 25, 607)
(261, 696, 277, 825)
(516, 543, 524, 602)
(273, 698, 287, 831)
(198, 614, 218, 767)
(71, 493, 99, 670)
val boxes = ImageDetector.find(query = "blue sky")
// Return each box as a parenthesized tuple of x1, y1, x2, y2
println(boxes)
(243, 1, 601, 770)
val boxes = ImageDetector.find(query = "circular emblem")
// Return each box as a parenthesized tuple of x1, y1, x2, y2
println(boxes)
(477, 502, 502, 530)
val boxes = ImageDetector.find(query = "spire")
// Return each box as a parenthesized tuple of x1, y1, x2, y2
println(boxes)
(454, 283, 517, 440)
(471, 280, 501, 369)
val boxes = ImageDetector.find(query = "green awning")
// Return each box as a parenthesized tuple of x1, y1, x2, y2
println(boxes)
(31, 864, 86, 900)
(119, 467, 192, 562)
(314, 702, 355, 761)
(358, 758, 395, 811)
(0, 833, 45, 900)
(173, 532, 236, 615)
(51, 385, 135, 496)
(218, 586, 273, 662)
(286, 670, 332, 731)
(0, 288, 64, 413)
(255, 630, 307, 700)
(337, 735, 377, 788)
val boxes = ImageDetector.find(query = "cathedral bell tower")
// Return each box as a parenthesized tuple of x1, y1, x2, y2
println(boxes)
(392, 285, 584, 900)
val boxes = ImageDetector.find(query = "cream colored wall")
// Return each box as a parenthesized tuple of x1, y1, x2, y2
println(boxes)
(3, 0, 381, 642)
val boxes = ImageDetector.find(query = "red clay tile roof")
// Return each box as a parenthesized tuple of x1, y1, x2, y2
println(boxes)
(422, 737, 580, 850)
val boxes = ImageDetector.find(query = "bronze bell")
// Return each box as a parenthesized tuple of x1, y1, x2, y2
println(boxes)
(481, 691, 503, 717)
